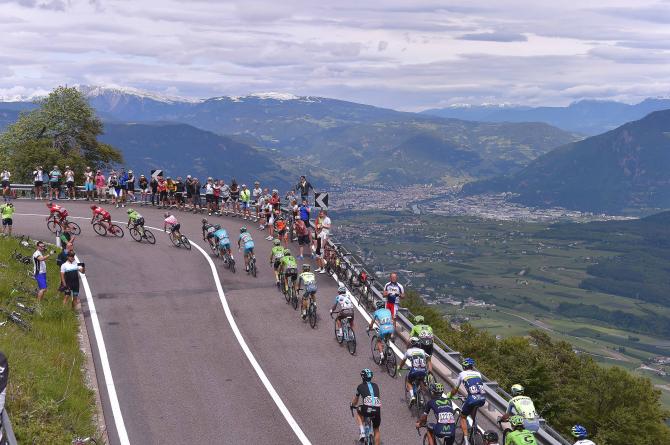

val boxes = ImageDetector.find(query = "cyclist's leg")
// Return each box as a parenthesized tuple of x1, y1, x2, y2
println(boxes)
(426, 426, 437, 445)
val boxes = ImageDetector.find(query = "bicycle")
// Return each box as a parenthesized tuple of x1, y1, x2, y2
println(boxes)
(401, 368, 428, 419)
(221, 248, 236, 273)
(72, 437, 98, 445)
(417, 424, 458, 445)
(368, 328, 397, 377)
(331, 310, 356, 355)
(299, 288, 318, 328)
(168, 230, 191, 250)
(350, 404, 374, 445)
(0, 308, 31, 331)
(92, 220, 124, 238)
(247, 254, 257, 277)
(11, 250, 31, 264)
(128, 223, 155, 244)
(46, 216, 81, 235)
(454, 396, 483, 445)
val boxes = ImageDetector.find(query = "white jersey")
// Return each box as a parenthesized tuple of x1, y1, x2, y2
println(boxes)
(65, 170, 74, 182)
(404, 347, 427, 370)
(574, 441, 596, 445)
(333, 294, 353, 310)
(1, 171, 9, 181)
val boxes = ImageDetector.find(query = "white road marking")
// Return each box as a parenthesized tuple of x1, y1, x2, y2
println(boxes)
(17, 212, 311, 445)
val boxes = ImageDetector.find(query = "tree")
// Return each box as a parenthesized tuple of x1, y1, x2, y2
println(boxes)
(0, 86, 121, 181)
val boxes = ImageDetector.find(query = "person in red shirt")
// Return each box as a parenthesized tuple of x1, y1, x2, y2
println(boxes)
(90, 204, 112, 230)
(46, 201, 68, 223)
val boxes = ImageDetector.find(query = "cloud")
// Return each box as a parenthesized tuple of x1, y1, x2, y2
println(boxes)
(458, 31, 527, 42)
(0, 0, 66, 10)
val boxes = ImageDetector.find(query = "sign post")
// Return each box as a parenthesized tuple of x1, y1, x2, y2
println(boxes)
(315, 192, 329, 210)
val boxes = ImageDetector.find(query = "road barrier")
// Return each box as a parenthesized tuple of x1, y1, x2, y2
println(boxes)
(1, 409, 18, 445)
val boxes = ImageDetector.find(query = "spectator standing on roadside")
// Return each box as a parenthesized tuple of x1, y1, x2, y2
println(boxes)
(299, 198, 311, 226)
(157, 175, 168, 207)
(83, 166, 95, 201)
(295, 218, 312, 259)
(56, 241, 74, 268)
(203, 177, 215, 216)
(252, 181, 262, 219)
(33, 166, 44, 200)
(139, 174, 149, 205)
(383, 272, 404, 330)
(230, 179, 240, 216)
(191, 177, 201, 211)
(1, 202, 15, 236)
(118, 169, 129, 207)
(48, 165, 61, 200)
(58, 225, 75, 248)
(60, 251, 85, 310)
(295, 175, 313, 203)
(185, 175, 194, 209)
(1, 168, 11, 203)
(126, 170, 136, 202)
(175, 176, 185, 211)
(95, 170, 106, 203)
(150, 174, 159, 206)
(240, 184, 251, 220)
(219, 179, 230, 214)
(33, 241, 52, 301)
(212, 179, 221, 214)
(107, 170, 119, 207)
(64, 165, 75, 199)
(0, 351, 8, 416)
(314, 210, 331, 274)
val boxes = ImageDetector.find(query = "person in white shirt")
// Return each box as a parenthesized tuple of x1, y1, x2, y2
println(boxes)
(64, 166, 75, 200)
(252, 181, 263, 219)
(33, 166, 44, 199)
(314, 210, 331, 274)
(83, 166, 95, 201)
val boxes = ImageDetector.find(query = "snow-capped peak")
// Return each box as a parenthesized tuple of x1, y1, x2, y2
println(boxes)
(76, 85, 203, 104)
(248, 92, 300, 101)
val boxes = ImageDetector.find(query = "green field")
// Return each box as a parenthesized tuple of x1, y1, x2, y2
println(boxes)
(336, 210, 670, 405)
(0, 236, 100, 443)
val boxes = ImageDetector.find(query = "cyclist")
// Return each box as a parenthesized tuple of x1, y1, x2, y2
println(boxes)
(351, 368, 381, 445)
(367, 300, 394, 357)
(47, 201, 68, 223)
(410, 315, 435, 374)
(90, 204, 112, 230)
(238, 227, 255, 272)
(505, 416, 537, 445)
(449, 358, 486, 442)
(279, 248, 298, 294)
(501, 384, 540, 433)
(330, 285, 355, 334)
(398, 337, 428, 405)
(274, 214, 288, 247)
(417, 382, 457, 445)
(269, 238, 285, 287)
(483, 430, 500, 445)
(571, 425, 596, 445)
(297, 264, 317, 320)
(213, 225, 232, 260)
(163, 212, 182, 239)
(201, 218, 217, 249)
(126, 208, 145, 235)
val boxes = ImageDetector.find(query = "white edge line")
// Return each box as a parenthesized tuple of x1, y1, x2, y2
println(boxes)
(21, 212, 311, 445)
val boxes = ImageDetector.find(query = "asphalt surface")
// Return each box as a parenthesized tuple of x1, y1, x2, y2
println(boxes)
(14, 200, 431, 445)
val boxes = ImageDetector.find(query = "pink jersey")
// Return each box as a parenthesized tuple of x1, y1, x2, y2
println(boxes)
(164, 215, 178, 226)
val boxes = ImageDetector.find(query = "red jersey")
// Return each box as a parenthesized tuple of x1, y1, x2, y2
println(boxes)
(92, 206, 110, 219)
(48, 204, 68, 218)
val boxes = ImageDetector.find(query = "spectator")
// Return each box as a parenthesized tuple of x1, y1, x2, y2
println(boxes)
(138, 174, 149, 205)
(32, 241, 52, 301)
(383, 272, 405, 330)
(230, 179, 240, 216)
(0, 350, 8, 416)
(48, 165, 61, 200)
(95, 169, 106, 203)
(0, 202, 14, 236)
(252, 181, 262, 219)
(1, 168, 11, 203)
(56, 241, 74, 267)
(212, 179, 221, 214)
(175, 176, 185, 211)
(64, 165, 75, 199)
(219, 179, 230, 214)
(314, 210, 331, 274)
(166, 176, 176, 207)
(240, 184, 251, 220)
(191, 177, 201, 210)
(150, 174, 159, 206)
(295, 175, 313, 203)
(126, 170, 136, 202)
(157, 175, 168, 208)
(60, 251, 85, 310)
(202, 177, 215, 216)
(58, 224, 75, 248)
(299, 198, 311, 226)
(118, 169, 129, 207)
(33, 166, 44, 200)
(107, 170, 120, 207)
(83, 166, 95, 201)
(295, 218, 312, 259)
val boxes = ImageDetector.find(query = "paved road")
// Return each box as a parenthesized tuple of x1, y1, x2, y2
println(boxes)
(14, 200, 426, 445)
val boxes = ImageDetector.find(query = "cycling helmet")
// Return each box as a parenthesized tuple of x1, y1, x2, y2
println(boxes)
(375, 300, 385, 310)
(361, 368, 373, 382)
(214, 224, 221, 230)
(462, 357, 475, 369)
(202, 218, 208, 224)
(273, 238, 281, 246)
(90, 205, 97, 210)
(240, 226, 247, 233)
(430, 382, 445, 395)
(163, 212, 170, 217)
(571, 425, 588, 439)
(337, 285, 347, 294)
(284, 248, 292, 255)
(414, 315, 425, 324)
(409, 336, 420, 347)
(509, 415, 524, 429)
(302, 264, 311, 271)
(126, 209, 134, 214)
(483, 431, 499, 442)
(511, 384, 524, 396)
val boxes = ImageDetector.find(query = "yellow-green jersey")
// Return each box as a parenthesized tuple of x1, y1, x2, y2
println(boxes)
(271, 246, 285, 261)
(299, 271, 317, 293)
(0, 204, 14, 220)
(280, 255, 297, 272)
(508, 396, 538, 420)
(505, 429, 537, 445)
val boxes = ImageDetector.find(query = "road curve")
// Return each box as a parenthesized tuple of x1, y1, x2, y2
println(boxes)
(14, 200, 424, 445)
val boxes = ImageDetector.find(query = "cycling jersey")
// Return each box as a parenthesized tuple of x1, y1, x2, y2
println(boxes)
(333, 294, 354, 310)
(505, 429, 537, 445)
(405, 347, 427, 372)
(92, 206, 110, 220)
(457, 370, 485, 398)
(410, 324, 434, 344)
(280, 255, 297, 271)
(164, 215, 178, 227)
(507, 396, 538, 420)
(239, 232, 254, 252)
(299, 271, 317, 293)
(240, 189, 250, 203)
(48, 204, 68, 219)
(424, 397, 457, 438)
(1, 204, 14, 220)
(356, 381, 381, 428)
(127, 210, 142, 222)
(213, 228, 228, 241)
(384, 281, 404, 305)
(372, 308, 394, 336)
(271, 246, 285, 261)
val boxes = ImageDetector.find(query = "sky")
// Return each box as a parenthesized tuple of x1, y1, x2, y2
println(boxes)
(0, 0, 670, 110)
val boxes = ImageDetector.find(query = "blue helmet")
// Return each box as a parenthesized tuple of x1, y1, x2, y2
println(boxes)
(462, 357, 475, 369)
(361, 368, 373, 382)
(571, 425, 588, 439)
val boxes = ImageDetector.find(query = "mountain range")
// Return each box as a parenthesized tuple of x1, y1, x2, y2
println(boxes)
(422, 98, 670, 135)
(463, 109, 670, 213)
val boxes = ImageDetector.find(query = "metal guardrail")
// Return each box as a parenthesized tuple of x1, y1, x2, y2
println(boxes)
(1, 409, 18, 445)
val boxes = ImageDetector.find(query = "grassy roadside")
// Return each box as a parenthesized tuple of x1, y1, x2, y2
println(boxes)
(0, 235, 100, 443)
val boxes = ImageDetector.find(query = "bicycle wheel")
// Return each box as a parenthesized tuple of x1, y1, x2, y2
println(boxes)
(308, 302, 317, 328)
(335, 320, 344, 343)
(346, 327, 357, 355)
(386, 347, 397, 377)
(181, 236, 191, 250)
(169, 232, 180, 247)
(110, 224, 124, 238)
(67, 221, 81, 235)
(291, 291, 299, 310)
(46, 219, 59, 233)
(129, 227, 142, 242)
(251, 260, 257, 277)
(470, 429, 483, 445)
(371, 335, 382, 365)
(284, 284, 292, 304)
(144, 229, 156, 244)
(92, 222, 107, 236)
(453, 417, 465, 445)
(229, 258, 236, 273)
(423, 432, 430, 445)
